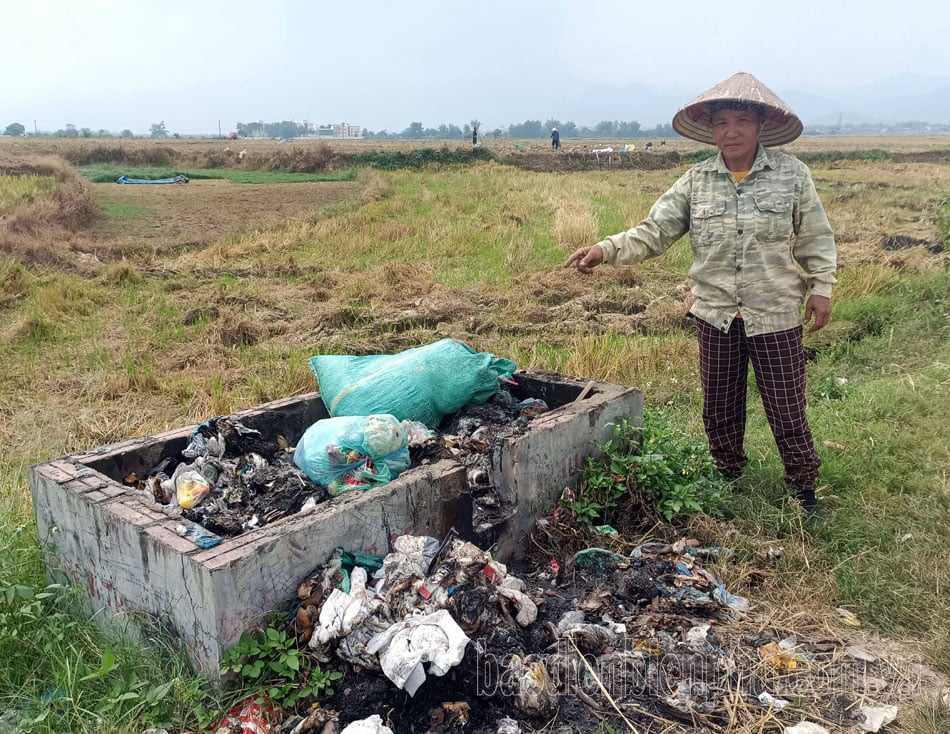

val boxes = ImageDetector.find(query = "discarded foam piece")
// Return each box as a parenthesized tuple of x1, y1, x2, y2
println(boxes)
(784, 723, 830, 734)
(859, 704, 898, 732)
(758, 691, 789, 710)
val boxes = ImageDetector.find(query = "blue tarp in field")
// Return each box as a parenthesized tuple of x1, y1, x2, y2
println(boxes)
(116, 174, 189, 184)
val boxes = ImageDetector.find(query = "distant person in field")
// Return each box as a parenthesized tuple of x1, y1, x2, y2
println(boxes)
(565, 72, 837, 516)
(645, 142, 653, 153)
(551, 127, 560, 149)
(472, 127, 478, 145)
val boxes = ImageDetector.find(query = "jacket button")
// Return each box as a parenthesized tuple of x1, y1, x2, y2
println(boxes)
(738, 229, 743, 235)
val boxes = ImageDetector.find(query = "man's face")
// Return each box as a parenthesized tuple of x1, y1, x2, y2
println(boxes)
(711, 108, 762, 166)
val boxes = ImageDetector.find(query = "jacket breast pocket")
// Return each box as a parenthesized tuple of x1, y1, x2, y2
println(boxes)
(753, 193, 794, 240)
(690, 199, 726, 247)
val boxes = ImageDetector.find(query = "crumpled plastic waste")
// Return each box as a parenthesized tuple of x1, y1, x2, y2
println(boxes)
(182, 430, 224, 461)
(293, 555, 386, 666)
(508, 654, 557, 717)
(174, 470, 210, 509)
(401, 420, 434, 446)
(184, 416, 275, 461)
(712, 583, 751, 612)
(444, 537, 491, 577)
(495, 718, 521, 734)
(367, 609, 470, 696)
(294, 414, 411, 495)
(554, 610, 622, 653)
(285, 707, 338, 734)
(760, 640, 800, 670)
(476, 559, 539, 629)
(572, 547, 629, 569)
(663, 680, 715, 715)
(859, 703, 898, 732)
(325, 547, 386, 593)
(685, 623, 713, 650)
(335, 614, 392, 671)
(310, 567, 383, 649)
(495, 585, 538, 627)
(175, 523, 222, 549)
(339, 715, 393, 734)
(380, 535, 440, 587)
(629, 541, 674, 560)
(618, 540, 750, 616)
(515, 397, 549, 418)
(213, 695, 276, 734)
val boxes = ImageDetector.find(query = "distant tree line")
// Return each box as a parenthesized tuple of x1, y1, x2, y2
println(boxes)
(363, 119, 677, 140)
(3, 122, 149, 138)
(236, 121, 308, 139)
(8, 117, 947, 141)
(804, 120, 950, 136)
(230, 118, 678, 140)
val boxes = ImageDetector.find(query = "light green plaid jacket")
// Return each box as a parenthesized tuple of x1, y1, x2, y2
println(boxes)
(597, 145, 837, 336)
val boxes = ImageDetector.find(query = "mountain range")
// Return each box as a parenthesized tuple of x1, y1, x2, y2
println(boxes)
(551, 74, 950, 128)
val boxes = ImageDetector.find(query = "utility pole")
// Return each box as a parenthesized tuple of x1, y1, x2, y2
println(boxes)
(218, 120, 221, 138)
(34, 119, 38, 135)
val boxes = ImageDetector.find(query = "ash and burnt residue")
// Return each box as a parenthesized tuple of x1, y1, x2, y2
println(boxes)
(125, 417, 329, 536)
(427, 388, 546, 536)
(289, 536, 887, 734)
(128, 388, 546, 539)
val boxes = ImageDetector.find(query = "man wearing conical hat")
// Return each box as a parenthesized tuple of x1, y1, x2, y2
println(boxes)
(565, 72, 836, 516)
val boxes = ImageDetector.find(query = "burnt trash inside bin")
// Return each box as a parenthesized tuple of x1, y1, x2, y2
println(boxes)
(86, 372, 597, 540)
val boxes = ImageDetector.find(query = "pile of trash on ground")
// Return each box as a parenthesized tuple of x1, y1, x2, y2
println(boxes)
(121, 339, 921, 732)
(198, 531, 910, 734)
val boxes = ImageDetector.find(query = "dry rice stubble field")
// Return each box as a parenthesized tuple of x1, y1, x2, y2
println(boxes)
(1, 137, 949, 731)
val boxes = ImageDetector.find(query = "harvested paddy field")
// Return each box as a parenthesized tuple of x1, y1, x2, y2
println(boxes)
(90, 178, 360, 256)
(1, 137, 948, 734)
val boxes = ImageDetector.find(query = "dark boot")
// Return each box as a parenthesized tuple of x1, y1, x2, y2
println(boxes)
(793, 487, 821, 518)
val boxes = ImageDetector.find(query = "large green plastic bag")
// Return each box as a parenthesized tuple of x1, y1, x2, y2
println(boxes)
(308, 339, 517, 429)
(293, 414, 411, 496)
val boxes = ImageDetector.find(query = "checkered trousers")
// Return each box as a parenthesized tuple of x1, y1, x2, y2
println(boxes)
(695, 317, 820, 491)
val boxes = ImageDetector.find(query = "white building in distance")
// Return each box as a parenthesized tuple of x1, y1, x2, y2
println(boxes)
(302, 122, 363, 139)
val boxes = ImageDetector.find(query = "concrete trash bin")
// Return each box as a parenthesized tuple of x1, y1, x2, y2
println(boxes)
(29, 371, 641, 673)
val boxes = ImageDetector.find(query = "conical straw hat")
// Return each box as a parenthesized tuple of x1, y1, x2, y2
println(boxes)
(672, 72, 803, 146)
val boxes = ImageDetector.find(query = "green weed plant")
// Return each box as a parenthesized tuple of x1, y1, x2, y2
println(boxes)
(220, 626, 342, 710)
(572, 413, 727, 525)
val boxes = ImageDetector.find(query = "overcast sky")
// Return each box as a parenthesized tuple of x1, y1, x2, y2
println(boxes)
(2, 0, 949, 135)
